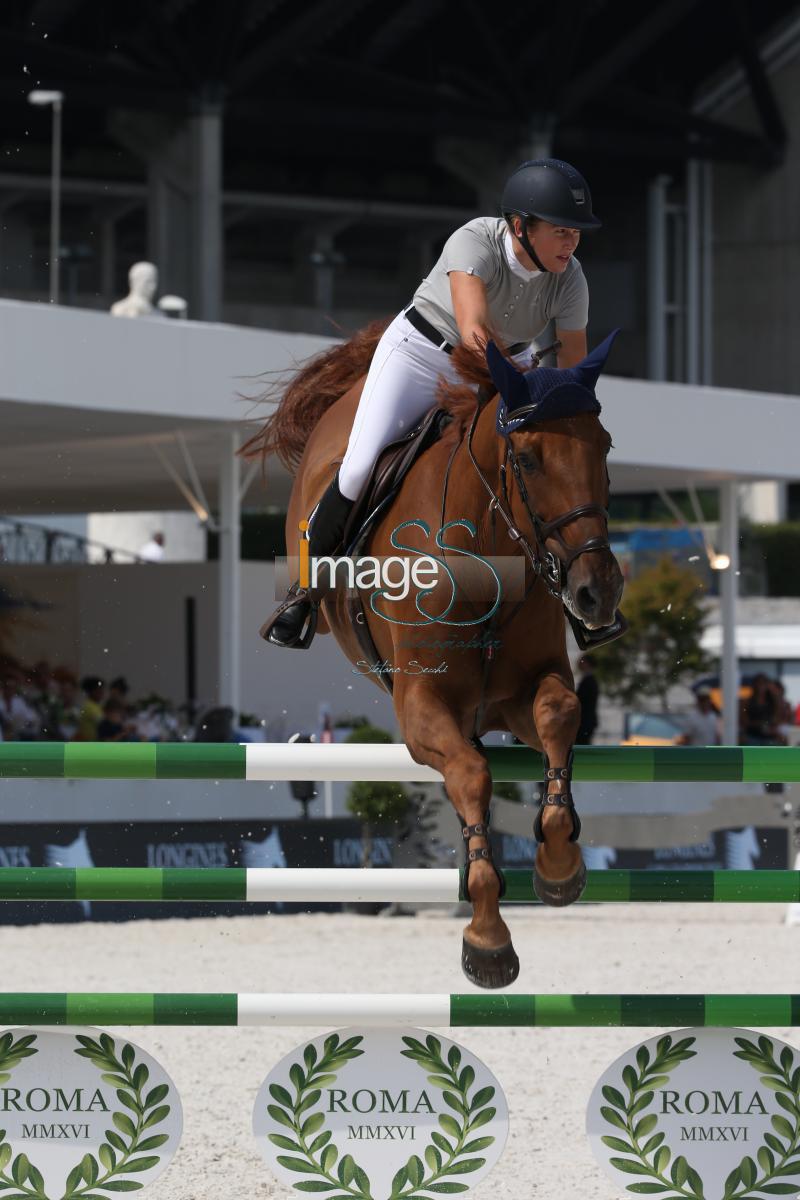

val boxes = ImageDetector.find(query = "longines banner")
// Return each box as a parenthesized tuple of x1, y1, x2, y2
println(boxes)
(253, 1029, 508, 1199)
(0, 819, 387, 923)
(587, 1027, 800, 1200)
(0, 1027, 182, 1199)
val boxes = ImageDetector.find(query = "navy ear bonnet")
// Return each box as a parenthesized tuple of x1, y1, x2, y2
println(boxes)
(487, 329, 619, 436)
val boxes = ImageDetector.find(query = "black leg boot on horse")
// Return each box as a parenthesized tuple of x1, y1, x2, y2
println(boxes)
(260, 473, 354, 649)
(533, 750, 586, 905)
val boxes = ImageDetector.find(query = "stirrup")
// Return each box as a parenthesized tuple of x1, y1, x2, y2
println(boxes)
(533, 751, 581, 843)
(459, 813, 506, 902)
(259, 585, 319, 650)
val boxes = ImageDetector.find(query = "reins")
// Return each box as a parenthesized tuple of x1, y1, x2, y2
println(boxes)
(457, 342, 614, 737)
(465, 344, 613, 603)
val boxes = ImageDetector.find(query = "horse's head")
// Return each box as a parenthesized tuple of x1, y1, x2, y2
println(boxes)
(486, 333, 624, 630)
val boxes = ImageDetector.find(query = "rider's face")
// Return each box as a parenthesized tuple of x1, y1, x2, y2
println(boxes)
(513, 218, 580, 273)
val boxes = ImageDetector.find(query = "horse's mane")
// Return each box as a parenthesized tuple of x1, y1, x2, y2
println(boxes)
(239, 320, 498, 472)
(239, 318, 390, 472)
(437, 342, 497, 444)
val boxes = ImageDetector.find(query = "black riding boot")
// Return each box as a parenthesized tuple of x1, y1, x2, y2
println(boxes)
(261, 473, 354, 649)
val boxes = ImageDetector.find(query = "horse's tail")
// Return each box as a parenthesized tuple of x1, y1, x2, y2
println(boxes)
(239, 318, 389, 473)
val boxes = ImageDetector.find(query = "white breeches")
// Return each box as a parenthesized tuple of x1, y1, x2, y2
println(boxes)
(338, 310, 463, 500)
(338, 309, 534, 500)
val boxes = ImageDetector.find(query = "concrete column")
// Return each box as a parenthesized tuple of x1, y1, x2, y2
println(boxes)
(686, 160, 701, 385)
(701, 161, 713, 385)
(647, 176, 670, 381)
(191, 103, 223, 322)
(100, 217, 116, 307)
(218, 432, 241, 718)
(147, 169, 171, 277)
(311, 232, 336, 311)
(719, 481, 740, 745)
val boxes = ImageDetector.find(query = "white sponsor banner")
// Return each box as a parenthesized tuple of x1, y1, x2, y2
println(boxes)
(587, 1027, 800, 1199)
(254, 1027, 508, 1199)
(0, 1027, 182, 1198)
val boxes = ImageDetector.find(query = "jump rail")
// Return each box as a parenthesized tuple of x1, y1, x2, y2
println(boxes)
(3, 867, 800, 903)
(0, 743, 798, 781)
(0, 993, 798, 1027)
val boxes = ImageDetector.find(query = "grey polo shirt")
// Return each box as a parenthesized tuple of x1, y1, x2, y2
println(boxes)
(412, 216, 589, 347)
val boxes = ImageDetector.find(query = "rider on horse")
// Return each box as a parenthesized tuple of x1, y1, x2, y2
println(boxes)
(266, 157, 602, 650)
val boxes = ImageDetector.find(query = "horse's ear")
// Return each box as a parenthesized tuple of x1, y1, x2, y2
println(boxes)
(572, 328, 620, 391)
(485, 341, 528, 410)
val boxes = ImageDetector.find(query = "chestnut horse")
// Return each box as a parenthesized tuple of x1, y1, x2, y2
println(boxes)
(243, 324, 623, 989)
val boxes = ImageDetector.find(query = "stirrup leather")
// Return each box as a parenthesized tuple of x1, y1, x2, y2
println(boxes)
(459, 814, 506, 901)
(533, 751, 581, 844)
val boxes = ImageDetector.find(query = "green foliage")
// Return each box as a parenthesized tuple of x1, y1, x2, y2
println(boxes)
(591, 557, 711, 708)
(346, 781, 409, 825)
(491, 781, 521, 804)
(344, 724, 408, 830)
(344, 724, 394, 745)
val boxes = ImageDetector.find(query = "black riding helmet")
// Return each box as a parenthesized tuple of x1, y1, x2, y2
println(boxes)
(501, 158, 601, 272)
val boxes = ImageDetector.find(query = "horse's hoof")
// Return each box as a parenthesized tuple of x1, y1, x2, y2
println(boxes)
(461, 936, 520, 990)
(533, 858, 587, 907)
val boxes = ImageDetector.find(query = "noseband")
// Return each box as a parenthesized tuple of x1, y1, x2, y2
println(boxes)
(466, 397, 612, 602)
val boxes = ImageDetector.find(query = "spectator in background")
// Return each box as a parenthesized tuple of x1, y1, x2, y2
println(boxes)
(97, 699, 138, 742)
(0, 671, 41, 740)
(194, 707, 237, 743)
(139, 532, 165, 562)
(52, 669, 80, 740)
(109, 676, 130, 706)
(742, 673, 785, 746)
(575, 655, 599, 745)
(76, 677, 105, 741)
(680, 689, 720, 745)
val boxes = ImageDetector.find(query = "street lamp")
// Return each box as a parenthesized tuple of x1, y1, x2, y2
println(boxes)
(27, 89, 64, 305)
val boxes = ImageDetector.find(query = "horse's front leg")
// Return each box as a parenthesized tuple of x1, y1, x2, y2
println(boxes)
(400, 682, 519, 990)
(530, 673, 586, 906)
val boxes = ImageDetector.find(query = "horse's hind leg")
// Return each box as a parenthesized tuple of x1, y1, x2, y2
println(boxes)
(530, 674, 586, 906)
(401, 685, 519, 990)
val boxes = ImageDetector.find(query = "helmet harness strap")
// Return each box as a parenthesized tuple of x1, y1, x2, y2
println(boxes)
(512, 215, 550, 274)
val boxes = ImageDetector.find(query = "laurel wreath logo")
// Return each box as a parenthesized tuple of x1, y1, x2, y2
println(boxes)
(395, 1033, 496, 1198)
(265, 1032, 498, 1200)
(68, 1032, 172, 1198)
(600, 1033, 800, 1200)
(724, 1034, 800, 1199)
(266, 1033, 372, 1198)
(600, 1033, 704, 1198)
(0, 1031, 171, 1200)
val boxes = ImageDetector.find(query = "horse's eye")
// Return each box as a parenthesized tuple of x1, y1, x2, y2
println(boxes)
(518, 453, 538, 474)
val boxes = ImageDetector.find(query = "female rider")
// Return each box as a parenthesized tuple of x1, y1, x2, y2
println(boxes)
(266, 157, 602, 649)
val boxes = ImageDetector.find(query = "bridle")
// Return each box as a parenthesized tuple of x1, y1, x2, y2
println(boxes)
(465, 351, 612, 602)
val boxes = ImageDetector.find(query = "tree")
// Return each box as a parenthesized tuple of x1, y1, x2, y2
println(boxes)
(344, 724, 409, 867)
(591, 556, 711, 710)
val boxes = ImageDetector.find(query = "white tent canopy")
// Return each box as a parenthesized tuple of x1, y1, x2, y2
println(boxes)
(1, 298, 798, 727)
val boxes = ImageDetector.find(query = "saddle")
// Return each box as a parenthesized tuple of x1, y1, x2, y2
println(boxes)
(338, 404, 451, 694)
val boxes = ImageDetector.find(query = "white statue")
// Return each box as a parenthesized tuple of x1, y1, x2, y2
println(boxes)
(111, 261, 158, 318)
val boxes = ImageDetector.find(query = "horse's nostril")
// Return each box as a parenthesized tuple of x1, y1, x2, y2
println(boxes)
(576, 585, 599, 613)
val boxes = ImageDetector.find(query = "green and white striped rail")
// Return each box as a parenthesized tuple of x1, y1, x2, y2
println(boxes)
(2, 867, 800, 903)
(0, 993, 797, 1027)
(1, 742, 799, 781)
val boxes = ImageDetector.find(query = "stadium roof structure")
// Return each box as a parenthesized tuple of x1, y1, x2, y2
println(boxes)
(0, 0, 794, 188)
